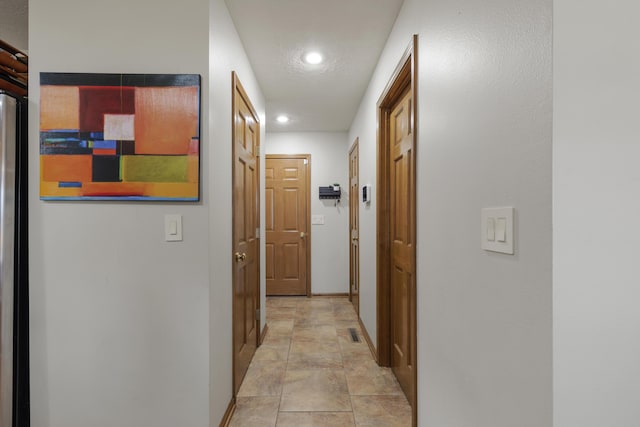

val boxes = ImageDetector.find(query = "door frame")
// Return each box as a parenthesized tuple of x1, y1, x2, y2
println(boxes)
(376, 35, 418, 424)
(231, 71, 261, 396)
(348, 139, 360, 314)
(265, 153, 312, 297)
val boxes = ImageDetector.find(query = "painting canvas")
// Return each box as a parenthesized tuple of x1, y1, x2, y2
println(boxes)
(39, 73, 200, 201)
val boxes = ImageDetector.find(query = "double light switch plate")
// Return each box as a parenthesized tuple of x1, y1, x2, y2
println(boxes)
(481, 207, 514, 254)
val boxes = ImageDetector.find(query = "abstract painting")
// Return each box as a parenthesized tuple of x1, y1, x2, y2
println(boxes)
(39, 73, 200, 201)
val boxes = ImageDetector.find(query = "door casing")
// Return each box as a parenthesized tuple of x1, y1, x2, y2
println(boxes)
(376, 35, 418, 426)
(349, 139, 360, 314)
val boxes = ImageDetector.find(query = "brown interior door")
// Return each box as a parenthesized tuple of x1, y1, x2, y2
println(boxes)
(232, 72, 260, 395)
(265, 155, 309, 296)
(349, 140, 360, 314)
(389, 87, 415, 403)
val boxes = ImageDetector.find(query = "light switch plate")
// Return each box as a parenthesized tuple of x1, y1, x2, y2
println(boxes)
(481, 207, 514, 254)
(165, 214, 183, 242)
(312, 215, 325, 225)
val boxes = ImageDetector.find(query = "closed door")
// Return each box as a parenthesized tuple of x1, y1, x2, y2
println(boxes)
(389, 87, 415, 403)
(349, 140, 360, 314)
(265, 155, 309, 296)
(232, 72, 260, 395)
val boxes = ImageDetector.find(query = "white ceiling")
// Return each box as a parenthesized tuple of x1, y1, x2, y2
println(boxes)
(225, 0, 404, 132)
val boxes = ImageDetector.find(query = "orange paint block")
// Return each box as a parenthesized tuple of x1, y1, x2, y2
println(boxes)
(144, 183, 198, 199)
(40, 181, 83, 198)
(41, 155, 92, 183)
(82, 183, 146, 197)
(135, 86, 199, 155)
(40, 86, 80, 130)
(187, 155, 199, 183)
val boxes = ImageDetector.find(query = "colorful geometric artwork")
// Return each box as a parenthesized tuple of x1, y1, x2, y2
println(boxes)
(39, 73, 201, 201)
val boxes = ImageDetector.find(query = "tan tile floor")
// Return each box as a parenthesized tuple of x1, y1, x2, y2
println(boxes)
(229, 296, 412, 426)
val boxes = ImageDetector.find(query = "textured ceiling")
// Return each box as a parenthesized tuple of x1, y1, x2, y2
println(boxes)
(0, 0, 28, 50)
(225, 0, 404, 132)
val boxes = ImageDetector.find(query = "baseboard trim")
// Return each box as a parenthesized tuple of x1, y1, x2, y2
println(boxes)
(358, 316, 378, 363)
(259, 323, 269, 345)
(311, 293, 349, 298)
(218, 397, 236, 427)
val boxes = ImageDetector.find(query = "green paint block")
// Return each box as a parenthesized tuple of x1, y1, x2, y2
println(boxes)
(122, 155, 188, 182)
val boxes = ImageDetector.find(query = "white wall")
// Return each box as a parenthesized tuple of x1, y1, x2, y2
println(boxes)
(210, 0, 266, 423)
(29, 0, 210, 426)
(349, 0, 553, 425)
(0, 0, 28, 50)
(266, 132, 349, 295)
(553, 1, 640, 426)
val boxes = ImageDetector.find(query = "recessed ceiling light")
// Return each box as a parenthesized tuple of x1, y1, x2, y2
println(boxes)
(304, 51, 323, 65)
(276, 115, 289, 123)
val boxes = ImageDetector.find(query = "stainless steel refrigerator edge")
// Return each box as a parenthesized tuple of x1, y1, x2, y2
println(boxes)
(0, 93, 17, 426)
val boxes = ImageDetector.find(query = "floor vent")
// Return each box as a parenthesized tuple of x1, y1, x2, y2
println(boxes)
(348, 328, 360, 343)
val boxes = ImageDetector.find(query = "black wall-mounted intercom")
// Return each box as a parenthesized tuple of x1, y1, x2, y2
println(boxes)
(362, 184, 372, 204)
(319, 186, 341, 200)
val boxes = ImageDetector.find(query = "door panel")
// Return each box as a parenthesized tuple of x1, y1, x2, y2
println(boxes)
(266, 155, 309, 296)
(349, 140, 360, 314)
(283, 244, 300, 278)
(283, 189, 300, 229)
(232, 73, 260, 396)
(389, 88, 415, 403)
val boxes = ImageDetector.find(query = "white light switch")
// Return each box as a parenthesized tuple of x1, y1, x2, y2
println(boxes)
(165, 214, 183, 242)
(312, 215, 325, 225)
(481, 207, 514, 254)
(487, 218, 496, 241)
(496, 218, 507, 242)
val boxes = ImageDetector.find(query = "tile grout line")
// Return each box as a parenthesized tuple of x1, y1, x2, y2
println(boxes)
(335, 298, 358, 425)
(274, 301, 296, 426)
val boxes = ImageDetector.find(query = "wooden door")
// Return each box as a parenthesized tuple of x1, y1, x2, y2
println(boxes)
(389, 87, 415, 404)
(265, 155, 310, 296)
(232, 72, 260, 395)
(349, 140, 360, 314)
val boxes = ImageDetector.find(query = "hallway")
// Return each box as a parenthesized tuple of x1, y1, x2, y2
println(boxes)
(229, 297, 412, 426)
